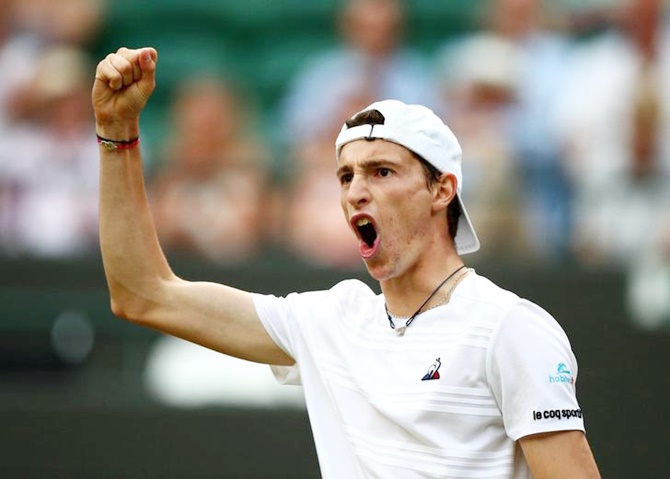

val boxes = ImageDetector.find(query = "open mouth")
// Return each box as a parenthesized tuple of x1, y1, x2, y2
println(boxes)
(354, 217, 379, 256)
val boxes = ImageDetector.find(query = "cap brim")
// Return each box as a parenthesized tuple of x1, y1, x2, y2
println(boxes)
(455, 195, 480, 255)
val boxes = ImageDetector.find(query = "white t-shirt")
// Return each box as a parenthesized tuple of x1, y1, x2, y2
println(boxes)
(252, 271, 585, 478)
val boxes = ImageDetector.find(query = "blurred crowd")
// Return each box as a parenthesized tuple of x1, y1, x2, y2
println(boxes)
(1, 0, 669, 270)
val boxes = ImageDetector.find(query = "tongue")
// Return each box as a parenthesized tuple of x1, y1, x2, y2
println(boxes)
(359, 236, 379, 258)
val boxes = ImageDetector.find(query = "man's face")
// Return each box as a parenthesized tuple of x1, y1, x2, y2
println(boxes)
(337, 139, 438, 280)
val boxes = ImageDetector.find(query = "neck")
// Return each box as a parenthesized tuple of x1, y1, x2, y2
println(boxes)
(381, 254, 465, 317)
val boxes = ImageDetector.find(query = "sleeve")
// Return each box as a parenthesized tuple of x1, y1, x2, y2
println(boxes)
(487, 301, 585, 440)
(252, 291, 305, 385)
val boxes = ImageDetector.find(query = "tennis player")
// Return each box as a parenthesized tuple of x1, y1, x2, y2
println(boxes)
(93, 47, 601, 478)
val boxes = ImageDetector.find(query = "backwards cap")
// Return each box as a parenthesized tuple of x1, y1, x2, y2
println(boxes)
(335, 99, 480, 255)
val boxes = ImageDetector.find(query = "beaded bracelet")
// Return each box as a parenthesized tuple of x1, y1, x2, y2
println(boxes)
(96, 134, 140, 151)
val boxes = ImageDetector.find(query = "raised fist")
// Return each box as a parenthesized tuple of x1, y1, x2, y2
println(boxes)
(92, 47, 157, 132)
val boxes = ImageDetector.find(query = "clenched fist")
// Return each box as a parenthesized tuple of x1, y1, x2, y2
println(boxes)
(92, 47, 157, 139)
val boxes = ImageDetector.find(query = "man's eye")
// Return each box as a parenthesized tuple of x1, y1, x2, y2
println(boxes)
(378, 168, 392, 177)
(340, 174, 353, 184)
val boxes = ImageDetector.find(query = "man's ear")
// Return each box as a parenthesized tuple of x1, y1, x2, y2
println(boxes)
(432, 173, 457, 213)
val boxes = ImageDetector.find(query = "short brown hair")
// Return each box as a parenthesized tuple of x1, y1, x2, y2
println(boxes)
(343, 109, 461, 241)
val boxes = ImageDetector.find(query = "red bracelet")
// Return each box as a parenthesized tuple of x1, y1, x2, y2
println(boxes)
(96, 134, 140, 151)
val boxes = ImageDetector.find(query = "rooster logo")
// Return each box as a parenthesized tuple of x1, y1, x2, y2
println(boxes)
(422, 358, 441, 381)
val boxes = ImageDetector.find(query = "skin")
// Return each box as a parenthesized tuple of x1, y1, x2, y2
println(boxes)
(93, 47, 600, 478)
(336, 139, 465, 315)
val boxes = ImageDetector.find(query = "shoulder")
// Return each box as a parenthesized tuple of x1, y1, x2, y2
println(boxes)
(329, 278, 377, 297)
(295, 278, 376, 302)
(465, 274, 573, 367)
(254, 278, 377, 314)
(458, 271, 566, 342)
(456, 271, 523, 311)
(299, 279, 378, 318)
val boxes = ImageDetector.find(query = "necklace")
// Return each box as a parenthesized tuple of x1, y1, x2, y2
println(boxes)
(385, 264, 467, 336)
(428, 266, 470, 310)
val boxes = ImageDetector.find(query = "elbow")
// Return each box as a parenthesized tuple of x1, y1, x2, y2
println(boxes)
(108, 276, 178, 329)
(110, 297, 132, 321)
(106, 275, 176, 326)
(108, 292, 155, 326)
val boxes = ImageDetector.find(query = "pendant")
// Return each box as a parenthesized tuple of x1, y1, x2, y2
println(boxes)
(395, 326, 407, 336)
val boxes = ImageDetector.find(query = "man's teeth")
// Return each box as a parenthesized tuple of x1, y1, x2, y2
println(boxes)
(356, 218, 370, 226)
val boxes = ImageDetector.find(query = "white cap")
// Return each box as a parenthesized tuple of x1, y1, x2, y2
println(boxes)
(335, 99, 480, 255)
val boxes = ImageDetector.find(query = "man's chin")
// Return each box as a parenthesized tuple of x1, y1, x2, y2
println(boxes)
(362, 257, 394, 282)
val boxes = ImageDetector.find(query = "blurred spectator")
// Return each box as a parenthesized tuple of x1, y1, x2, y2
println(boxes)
(0, 0, 104, 123)
(149, 76, 273, 263)
(0, 46, 99, 257)
(435, 35, 529, 259)
(11, 0, 103, 46)
(556, 0, 670, 266)
(0, 0, 105, 258)
(5, 0, 103, 121)
(0, 0, 40, 134)
(280, 0, 437, 150)
(437, 0, 574, 261)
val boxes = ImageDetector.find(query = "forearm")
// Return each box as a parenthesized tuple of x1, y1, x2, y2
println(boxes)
(520, 430, 601, 479)
(98, 120, 174, 319)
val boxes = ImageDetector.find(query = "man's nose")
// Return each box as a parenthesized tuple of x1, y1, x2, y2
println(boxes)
(346, 175, 370, 207)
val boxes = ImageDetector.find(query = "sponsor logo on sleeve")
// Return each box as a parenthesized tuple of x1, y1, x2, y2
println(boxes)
(549, 362, 574, 384)
(533, 408, 583, 421)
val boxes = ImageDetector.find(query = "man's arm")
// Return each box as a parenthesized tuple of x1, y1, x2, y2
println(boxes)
(519, 430, 601, 479)
(93, 47, 292, 365)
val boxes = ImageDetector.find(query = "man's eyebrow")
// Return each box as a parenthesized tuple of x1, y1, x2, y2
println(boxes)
(363, 159, 395, 169)
(336, 164, 353, 177)
(337, 158, 397, 176)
